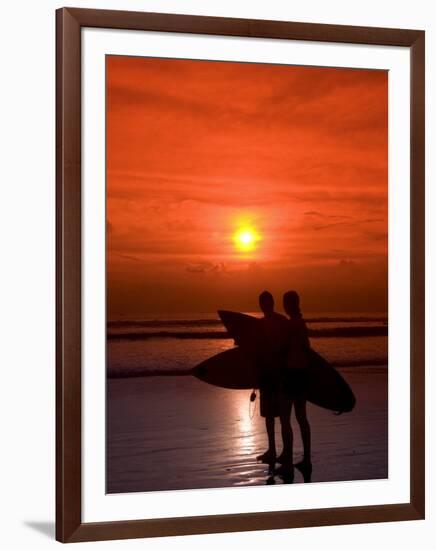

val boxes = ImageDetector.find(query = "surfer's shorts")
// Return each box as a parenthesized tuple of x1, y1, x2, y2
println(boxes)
(259, 384, 281, 418)
(259, 370, 283, 417)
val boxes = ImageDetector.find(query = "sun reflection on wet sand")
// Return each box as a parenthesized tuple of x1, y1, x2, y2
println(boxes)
(222, 390, 274, 485)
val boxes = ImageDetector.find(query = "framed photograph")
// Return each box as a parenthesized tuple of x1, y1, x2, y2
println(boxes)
(56, 7, 425, 543)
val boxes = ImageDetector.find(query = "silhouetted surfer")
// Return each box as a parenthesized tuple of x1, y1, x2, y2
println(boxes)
(255, 291, 288, 465)
(275, 291, 312, 481)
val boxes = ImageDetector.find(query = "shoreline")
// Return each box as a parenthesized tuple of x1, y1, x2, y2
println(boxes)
(107, 363, 388, 379)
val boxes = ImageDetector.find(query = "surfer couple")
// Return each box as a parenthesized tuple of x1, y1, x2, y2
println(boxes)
(256, 290, 312, 481)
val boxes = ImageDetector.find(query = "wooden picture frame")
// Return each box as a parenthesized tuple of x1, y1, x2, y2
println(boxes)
(56, 6, 425, 543)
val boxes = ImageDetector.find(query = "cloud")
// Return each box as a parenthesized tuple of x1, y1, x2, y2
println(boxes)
(312, 218, 385, 231)
(186, 262, 227, 274)
(339, 259, 357, 267)
(304, 211, 324, 217)
(112, 252, 141, 262)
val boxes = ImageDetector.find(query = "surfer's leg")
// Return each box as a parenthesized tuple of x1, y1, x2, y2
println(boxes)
(278, 402, 293, 462)
(275, 404, 294, 480)
(266, 416, 276, 455)
(257, 417, 276, 462)
(257, 384, 277, 461)
(295, 398, 311, 464)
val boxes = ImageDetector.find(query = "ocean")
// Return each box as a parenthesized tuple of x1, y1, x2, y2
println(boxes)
(107, 313, 388, 379)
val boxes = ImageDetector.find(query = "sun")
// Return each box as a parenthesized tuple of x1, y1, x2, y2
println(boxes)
(233, 227, 260, 252)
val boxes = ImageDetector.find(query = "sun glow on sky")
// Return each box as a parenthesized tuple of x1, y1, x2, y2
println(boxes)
(233, 227, 260, 252)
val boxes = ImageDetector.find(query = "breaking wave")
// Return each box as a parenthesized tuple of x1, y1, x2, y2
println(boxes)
(108, 326, 387, 341)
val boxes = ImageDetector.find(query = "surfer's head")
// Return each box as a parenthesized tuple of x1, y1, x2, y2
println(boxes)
(259, 290, 274, 314)
(283, 290, 302, 318)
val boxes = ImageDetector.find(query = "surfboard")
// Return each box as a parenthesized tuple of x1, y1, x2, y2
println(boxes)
(193, 347, 260, 390)
(218, 310, 263, 347)
(192, 310, 356, 413)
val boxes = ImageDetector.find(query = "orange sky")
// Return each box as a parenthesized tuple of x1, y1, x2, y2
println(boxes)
(106, 56, 388, 317)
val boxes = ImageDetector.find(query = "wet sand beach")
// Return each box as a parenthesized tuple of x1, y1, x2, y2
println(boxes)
(107, 366, 387, 493)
